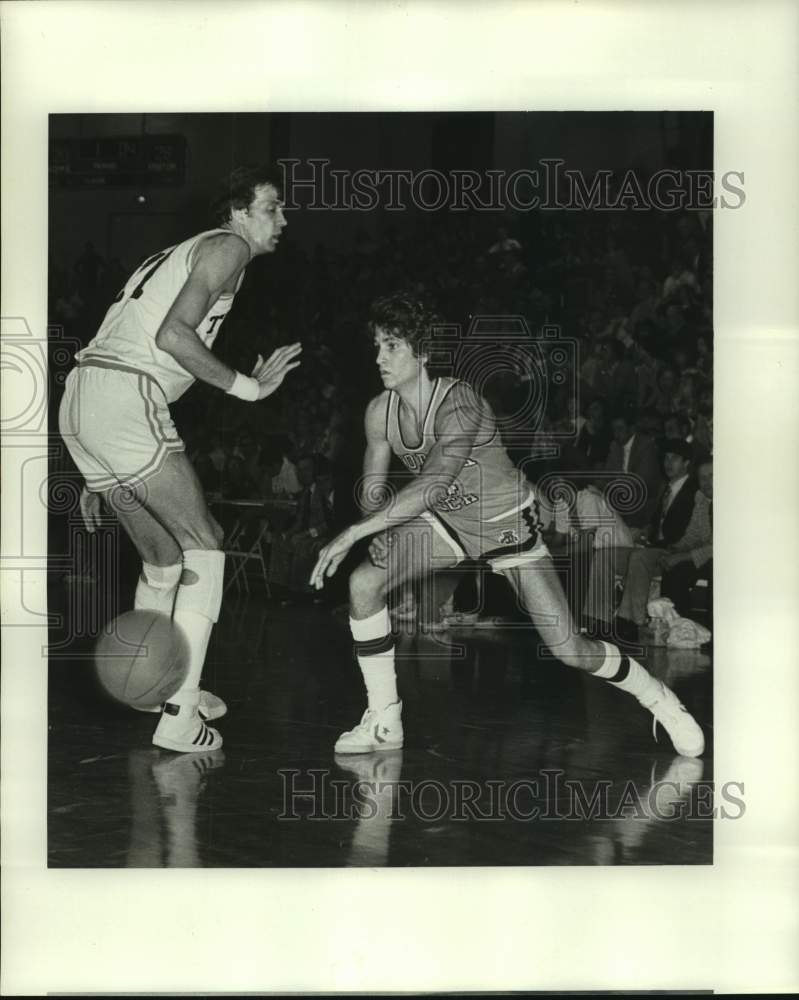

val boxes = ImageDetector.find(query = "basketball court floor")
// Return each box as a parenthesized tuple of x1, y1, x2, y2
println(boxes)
(48, 565, 713, 869)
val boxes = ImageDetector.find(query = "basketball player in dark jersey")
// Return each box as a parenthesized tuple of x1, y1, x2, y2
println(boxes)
(311, 293, 704, 758)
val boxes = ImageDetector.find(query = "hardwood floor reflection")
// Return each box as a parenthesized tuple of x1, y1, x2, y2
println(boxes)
(49, 592, 713, 868)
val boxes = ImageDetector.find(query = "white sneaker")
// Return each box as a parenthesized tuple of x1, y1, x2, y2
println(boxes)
(334, 701, 404, 755)
(195, 691, 227, 722)
(134, 689, 227, 721)
(152, 702, 223, 753)
(639, 680, 705, 757)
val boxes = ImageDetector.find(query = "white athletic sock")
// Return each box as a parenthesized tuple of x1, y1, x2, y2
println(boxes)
(134, 561, 182, 616)
(170, 611, 210, 707)
(171, 549, 225, 707)
(593, 640, 659, 702)
(350, 607, 398, 711)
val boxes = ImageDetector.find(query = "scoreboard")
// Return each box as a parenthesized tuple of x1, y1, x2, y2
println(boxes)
(49, 134, 187, 188)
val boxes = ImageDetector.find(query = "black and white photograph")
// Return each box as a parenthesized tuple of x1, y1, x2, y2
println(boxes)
(2, 2, 797, 995)
(46, 110, 717, 869)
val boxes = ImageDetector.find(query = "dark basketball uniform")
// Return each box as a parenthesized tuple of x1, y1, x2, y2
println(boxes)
(385, 377, 548, 571)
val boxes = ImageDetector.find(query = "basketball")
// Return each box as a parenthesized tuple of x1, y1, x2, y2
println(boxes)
(94, 610, 190, 709)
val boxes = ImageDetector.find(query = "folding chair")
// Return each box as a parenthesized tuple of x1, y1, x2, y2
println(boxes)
(224, 514, 271, 597)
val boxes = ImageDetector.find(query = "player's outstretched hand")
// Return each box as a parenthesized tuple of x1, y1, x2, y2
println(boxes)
(251, 343, 302, 400)
(79, 486, 102, 533)
(310, 527, 356, 590)
(368, 531, 394, 569)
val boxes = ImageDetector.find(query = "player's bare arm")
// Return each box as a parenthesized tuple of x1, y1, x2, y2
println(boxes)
(155, 233, 301, 398)
(359, 393, 393, 513)
(359, 393, 394, 567)
(310, 383, 482, 588)
(361, 382, 483, 531)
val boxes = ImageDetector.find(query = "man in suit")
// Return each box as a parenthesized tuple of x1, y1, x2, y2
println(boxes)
(585, 439, 696, 640)
(605, 410, 662, 529)
(660, 458, 712, 616)
(614, 439, 698, 635)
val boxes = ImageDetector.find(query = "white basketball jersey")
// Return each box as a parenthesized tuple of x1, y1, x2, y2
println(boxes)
(77, 229, 248, 402)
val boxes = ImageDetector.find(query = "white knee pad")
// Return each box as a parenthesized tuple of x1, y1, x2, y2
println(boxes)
(135, 561, 182, 614)
(141, 561, 183, 589)
(175, 549, 225, 622)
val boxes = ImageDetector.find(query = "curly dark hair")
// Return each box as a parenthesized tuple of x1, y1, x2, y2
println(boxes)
(209, 164, 284, 226)
(367, 292, 444, 363)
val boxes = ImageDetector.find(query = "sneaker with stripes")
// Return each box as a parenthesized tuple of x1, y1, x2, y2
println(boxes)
(134, 689, 227, 721)
(152, 701, 223, 753)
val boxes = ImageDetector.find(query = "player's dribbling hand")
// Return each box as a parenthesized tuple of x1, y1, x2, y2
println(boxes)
(309, 528, 356, 590)
(79, 486, 102, 533)
(368, 531, 394, 569)
(251, 343, 302, 400)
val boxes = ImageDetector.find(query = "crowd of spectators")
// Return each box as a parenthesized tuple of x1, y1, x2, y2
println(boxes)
(50, 201, 713, 619)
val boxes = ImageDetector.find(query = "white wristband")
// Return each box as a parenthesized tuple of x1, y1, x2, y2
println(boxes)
(226, 371, 260, 401)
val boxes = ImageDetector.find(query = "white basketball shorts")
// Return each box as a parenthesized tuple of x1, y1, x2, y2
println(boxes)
(59, 359, 185, 493)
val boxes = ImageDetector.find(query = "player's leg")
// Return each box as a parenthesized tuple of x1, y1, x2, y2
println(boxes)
(499, 554, 704, 757)
(101, 477, 227, 732)
(106, 494, 184, 616)
(105, 454, 227, 751)
(61, 367, 224, 748)
(337, 514, 465, 754)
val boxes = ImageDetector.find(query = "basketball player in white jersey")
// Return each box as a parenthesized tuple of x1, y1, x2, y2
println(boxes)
(311, 293, 704, 759)
(60, 166, 301, 753)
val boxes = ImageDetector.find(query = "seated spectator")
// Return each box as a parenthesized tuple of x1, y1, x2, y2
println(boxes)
(672, 366, 696, 407)
(546, 475, 634, 629)
(579, 337, 605, 392)
(629, 279, 659, 330)
(612, 440, 698, 639)
(319, 408, 347, 465)
(488, 225, 522, 255)
(574, 398, 612, 467)
(693, 386, 713, 456)
(648, 365, 679, 417)
(232, 427, 263, 483)
(662, 302, 695, 355)
(291, 410, 316, 458)
(662, 259, 699, 302)
(660, 458, 712, 617)
(221, 453, 259, 499)
(604, 410, 662, 528)
(269, 454, 336, 601)
(550, 477, 633, 552)
(695, 334, 712, 376)
(594, 338, 638, 413)
(257, 447, 285, 498)
(207, 432, 228, 475)
(267, 435, 302, 497)
(660, 413, 694, 454)
(636, 408, 663, 442)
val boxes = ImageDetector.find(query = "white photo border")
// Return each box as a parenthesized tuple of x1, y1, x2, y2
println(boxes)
(2, 0, 798, 993)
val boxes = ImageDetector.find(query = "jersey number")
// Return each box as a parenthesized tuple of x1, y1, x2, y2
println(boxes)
(113, 249, 174, 304)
